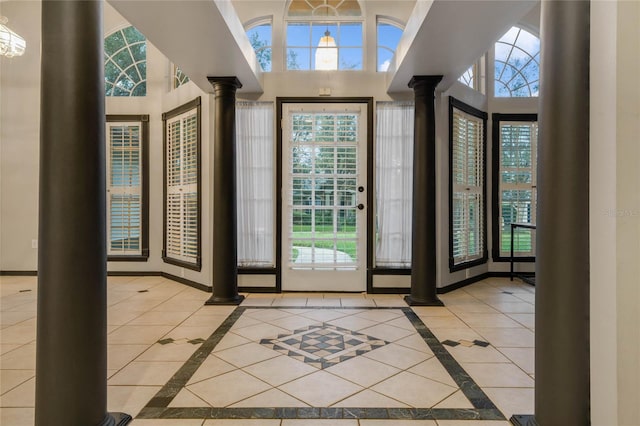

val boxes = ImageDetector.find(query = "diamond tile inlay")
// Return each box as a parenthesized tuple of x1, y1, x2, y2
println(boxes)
(260, 323, 390, 369)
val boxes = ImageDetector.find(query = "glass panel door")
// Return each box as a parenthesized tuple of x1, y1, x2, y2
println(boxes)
(282, 103, 367, 291)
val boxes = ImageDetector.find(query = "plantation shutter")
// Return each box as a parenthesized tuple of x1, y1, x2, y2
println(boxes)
(164, 107, 200, 267)
(107, 122, 142, 255)
(451, 108, 485, 265)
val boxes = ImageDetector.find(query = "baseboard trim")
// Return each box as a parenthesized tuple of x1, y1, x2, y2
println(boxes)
(160, 272, 211, 293)
(108, 271, 162, 277)
(0, 270, 37, 276)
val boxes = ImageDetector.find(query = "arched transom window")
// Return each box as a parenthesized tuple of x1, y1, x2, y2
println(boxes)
(246, 18, 273, 72)
(105, 26, 147, 97)
(494, 26, 540, 97)
(286, 0, 363, 71)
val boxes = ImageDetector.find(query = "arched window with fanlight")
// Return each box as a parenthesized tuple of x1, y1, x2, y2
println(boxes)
(377, 17, 403, 72)
(494, 26, 540, 97)
(105, 26, 147, 96)
(285, 0, 363, 71)
(245, 17, 273, 72)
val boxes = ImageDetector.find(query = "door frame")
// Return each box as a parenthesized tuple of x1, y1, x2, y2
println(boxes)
(276, 97, 374, 293)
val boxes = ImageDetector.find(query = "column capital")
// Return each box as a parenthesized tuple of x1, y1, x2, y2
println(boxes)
(408, 75, 443, 93)
(207, 76, 243, 93)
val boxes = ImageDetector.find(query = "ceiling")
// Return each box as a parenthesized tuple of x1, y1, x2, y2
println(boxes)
(108, 0, 538, 94)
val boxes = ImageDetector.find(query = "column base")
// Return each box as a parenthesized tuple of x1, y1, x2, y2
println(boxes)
(205, 294, 245, 306)
(510, 415, 537, 426)
(101, 412, 133, 426)
(404, 295, 444, 306)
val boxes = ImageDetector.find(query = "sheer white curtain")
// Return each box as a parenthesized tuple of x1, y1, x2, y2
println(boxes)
(375, 102, 414, 268)
(236, 101, 274, 267)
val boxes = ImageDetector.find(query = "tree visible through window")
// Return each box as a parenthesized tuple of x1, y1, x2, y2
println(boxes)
(494, 26, 540, 97)
(246, 21, 272, 72)
(105, 26, 147, 96)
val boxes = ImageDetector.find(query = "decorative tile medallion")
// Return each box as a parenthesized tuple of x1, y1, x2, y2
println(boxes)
(260, 323, 390, 369)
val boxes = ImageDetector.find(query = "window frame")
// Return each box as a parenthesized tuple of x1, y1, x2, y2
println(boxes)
(245, 17, 273, 72)
(376, 17, 404, 73)
(104, 26, 147, 97)
(493, 26, 540, 98)
(448, 97, 488, 272)
(162, 97, 202, 271)
(491, 113, 538, 262)
(106, 115, 150, 262)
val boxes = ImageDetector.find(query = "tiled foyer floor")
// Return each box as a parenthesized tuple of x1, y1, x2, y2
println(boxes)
(0, 275, 534, 425)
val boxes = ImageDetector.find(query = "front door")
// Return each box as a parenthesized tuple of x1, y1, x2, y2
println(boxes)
(281, 103, 367, 292)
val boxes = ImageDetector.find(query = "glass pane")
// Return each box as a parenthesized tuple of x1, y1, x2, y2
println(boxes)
(287, 23, 310, 45)
(292, 146, 313, 173)
(315, 147, 335, 174)
(339, 48, 362, 70)
(377, 22, 403, 50)
(339, 22, 362, 45)
(378, 47, 393, 72)
(292, 178, 312, 205)
(287, 48, 310, 70)
(336, 147, 357, 174)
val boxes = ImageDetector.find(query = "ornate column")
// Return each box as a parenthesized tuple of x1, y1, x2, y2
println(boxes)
(36, 1, 130, 425)
(206, 77, 245, 305)
(405, 76, 444, 307)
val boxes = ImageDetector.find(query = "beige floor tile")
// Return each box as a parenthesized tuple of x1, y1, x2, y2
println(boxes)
(0, 407, 34, 426)
(386, 315, 415, 330)
(300, 309, 352, 322)
(506, 313, 535, 329)
(0, 344, 21, 355)
(136, 341, 200, 362)
(513, 293, 535, 304)
(107, 344, 148, 370)
(429, 328, 484, 343)
(107, 309, 145, 326)
(447, 303, 500, 314)
(461, 363, 534, 388)
(187, 355, 237, 384)
(363, 343, 426, 369)
(107, 385, 162, 416)
(152, 298, 207, 313)
(436, 421, 512, 426)
(359, 323, 415, 342)
(211, 332, 251, 352)
(408, 357, 457, 387)
(444, 344, 511, 364)
(355, 309, 403, 323)
(327, 315, 379, 331)
(340, 298, 376, 307)
(474, 328, 534, 348)
(268, 315, 323, 331)
(279, 370, 363, 406)
(132, 419, 204, 425)
(243, 354, 317, 386)
(372, 298, 410, 307)
(108, 361, 183, 386)
(230, 315, 262, 330)
(361, 421, 437, 426)
(394, 334, 434, 355)
(241, 298, 275, 306)
(230, 388, 308, 407)
(128, 310, 193, 326)
(0, 324, 36, 345)
(325, 355, 400, 387)
(272, 298, 308, 307)
(215, 342, 280, 368)
(203, 420, 280, 426)
(169, 388, 211, 407)
(454, 313, 523, 328)
(231, 322, 290, 342)
(308, 298, 342, 307)
(412, 306, 456, 317)
(187, 369, 271, 407)
(180, 313, 228, 328)
(107, 325, 175, 345)
(331, 389, 410, 407)
(482, 387, 534, 418)
(244, 308, 292, 321)
(0, 343, 35, 370)
(0, 377, 34, 407)
(433, 389, 473, 409)
(485, 302, 534, 314)
(0, 370, 34, 394)
(164, 325, 215, 341)
(497, 347, 535, 375)
(371, 371, 456, 408)
(282, 421, 359, 426)
(0, 311, 35, 328)
(419, 316, 469, 329)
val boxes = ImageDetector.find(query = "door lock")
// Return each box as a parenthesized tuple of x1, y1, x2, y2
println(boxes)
(357, 204, 365, 210)
(358, 186, 365, 193)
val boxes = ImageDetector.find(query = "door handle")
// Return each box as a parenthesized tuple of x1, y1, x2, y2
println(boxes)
(357, 204, 365, 210)
(358, 186, 364, 193)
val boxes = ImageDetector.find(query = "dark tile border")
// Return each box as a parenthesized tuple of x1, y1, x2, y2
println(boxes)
(137, 306, 505, 421)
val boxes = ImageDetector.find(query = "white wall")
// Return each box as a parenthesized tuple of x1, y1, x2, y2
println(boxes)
(590, 0, 640, 423)
(0, 1, 41, 271)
